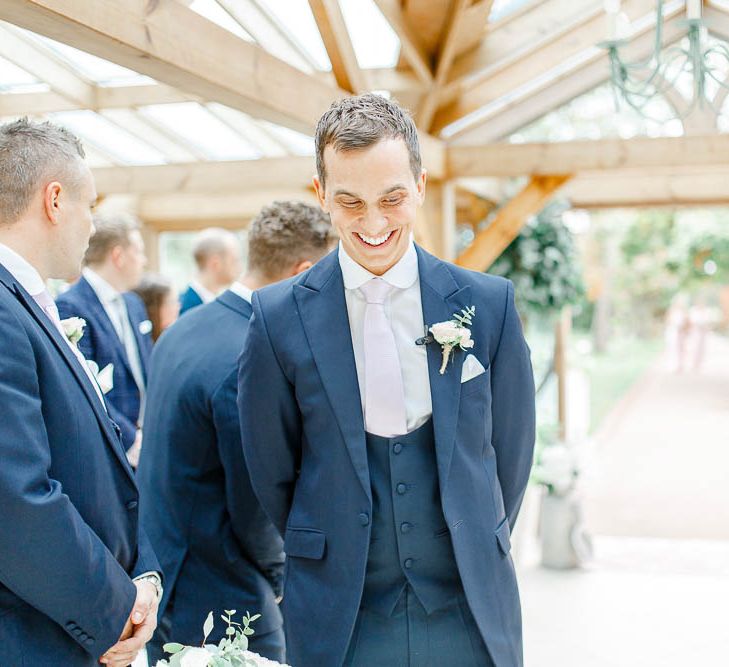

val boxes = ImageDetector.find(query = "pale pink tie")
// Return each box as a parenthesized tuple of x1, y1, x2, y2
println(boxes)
(33, 289, 106, 407)
(360, 278, 407, 437)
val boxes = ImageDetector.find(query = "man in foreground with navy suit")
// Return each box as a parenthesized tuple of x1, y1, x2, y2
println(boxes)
(239, 95, 536, 666)
(138, 201, 333, 664)
(57, 213, 152, 466)
(0, 119, 161, 666)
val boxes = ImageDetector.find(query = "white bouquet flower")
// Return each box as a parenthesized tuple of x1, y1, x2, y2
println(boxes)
(156, 610, 289, 667)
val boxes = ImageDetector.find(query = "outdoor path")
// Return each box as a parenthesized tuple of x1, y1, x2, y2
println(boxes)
(582, 332, 729, 540)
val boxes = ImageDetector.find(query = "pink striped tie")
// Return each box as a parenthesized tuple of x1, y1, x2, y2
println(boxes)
(360, 278, 407, 437)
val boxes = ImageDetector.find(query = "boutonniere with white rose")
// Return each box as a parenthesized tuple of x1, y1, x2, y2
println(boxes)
(60, 317, 86, 346)
(429, 306, 476, 375)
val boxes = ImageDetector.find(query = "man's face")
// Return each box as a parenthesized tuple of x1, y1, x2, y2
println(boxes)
(218, 238, 242, 284)
(117, 229, 147, 290)
(314, 138, 426, 276)
(54, 164, 97, 280)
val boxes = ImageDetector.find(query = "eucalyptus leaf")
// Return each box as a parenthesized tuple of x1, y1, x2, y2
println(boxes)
(203, 610, 215, 643)
(163, 642, 186, 654)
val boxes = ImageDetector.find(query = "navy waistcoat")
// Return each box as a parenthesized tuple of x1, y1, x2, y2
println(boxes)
(361, 419, 463, 616)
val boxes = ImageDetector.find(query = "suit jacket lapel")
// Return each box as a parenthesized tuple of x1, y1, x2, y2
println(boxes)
(417, 246, 471, 495)
(78, 278, 136, 380)
(294, 251, 370, 501)
(3, 274, 135, 484)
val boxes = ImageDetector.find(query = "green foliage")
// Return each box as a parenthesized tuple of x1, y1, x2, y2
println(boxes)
(158, 610, 271, 667)
(489, 201, 585, 318)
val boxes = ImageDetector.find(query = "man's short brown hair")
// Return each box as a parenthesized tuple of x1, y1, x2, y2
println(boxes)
(315, 93, 422, 190)
(84, 213, 140, 266)
(0, 118, 86, 225)
(247, 201, 334, 279)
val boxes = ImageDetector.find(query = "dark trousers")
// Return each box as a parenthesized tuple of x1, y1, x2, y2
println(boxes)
(343, 586, 494, 667)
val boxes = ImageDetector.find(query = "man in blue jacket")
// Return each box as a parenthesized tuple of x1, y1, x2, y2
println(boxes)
(0, 119, 161, 666)
(238, 95, 536, 667)
(138, 201, 333, 664)
(57, 213, 152, 463)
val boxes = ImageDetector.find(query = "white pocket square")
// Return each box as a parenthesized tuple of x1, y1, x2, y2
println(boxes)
(461, 354, 486, 383)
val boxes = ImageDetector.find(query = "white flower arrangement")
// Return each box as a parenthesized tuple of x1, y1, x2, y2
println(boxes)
(156, 610, 289, 667)
(533, 444, 579, 496)
(429, 306, 476, 374)
(60, 316, 86, 346)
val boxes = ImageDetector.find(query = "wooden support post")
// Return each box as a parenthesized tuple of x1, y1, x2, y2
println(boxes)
(455, 175, 570, 272)
(555, 306, 572, 441)
(140, 223, 160, 273)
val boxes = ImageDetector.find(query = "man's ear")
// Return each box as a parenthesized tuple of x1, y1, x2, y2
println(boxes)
(43, 182, 63, 224)
(312, 175, 328, 212)
(291, 259, 314, 276)
(416, 168, 427, 205)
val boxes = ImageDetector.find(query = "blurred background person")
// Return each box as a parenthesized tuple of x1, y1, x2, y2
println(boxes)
(57, 213, 151, 466)
(133, 273, 180, 343)
(179, 227, 242, 315)
(138, 201, 334, 665)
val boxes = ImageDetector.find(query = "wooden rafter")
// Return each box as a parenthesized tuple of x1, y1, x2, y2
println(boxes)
(91, 157, 316, 196)
(0, 22, 94, 108)
(417, 0, 472, 131)
(217, 0, 322, 73)
(0, 0, 341, 134)
(308, 0, 367, 93)
(449, 135, 729, 178)
(432, 0, 680, 134)
(372, 0, 433, 86)
(456, 175, 571, 271)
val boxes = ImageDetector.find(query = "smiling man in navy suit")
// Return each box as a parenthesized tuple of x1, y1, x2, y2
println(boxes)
(57, 213, 152, 465)
(238, 95, 536, 667)
(0, 119, 161, 666)
(138, 201, 333, 665)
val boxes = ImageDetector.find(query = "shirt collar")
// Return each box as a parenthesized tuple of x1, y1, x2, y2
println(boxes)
(190, 280, 216, 304)
(338, 239, 418, 291)
(228, 281, 253, 303)
(82, 267, 121, 305)
(0, 243, 47, 296)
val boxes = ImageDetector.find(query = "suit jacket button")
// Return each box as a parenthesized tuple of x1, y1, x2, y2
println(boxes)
(393, 443, 403, 454)
(126, 500, 138, 510)
(403, 558, 413, 569)
(359, 512, 370, 526)
(396, 483, 407, 495)
(400, 522, 412, 534)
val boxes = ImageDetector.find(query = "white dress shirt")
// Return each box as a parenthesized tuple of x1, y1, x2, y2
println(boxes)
(228, 281, 253, 304)
(82, 268, 145, 397)
(339, 241, 432, 433)
(0, 243, 106, 406)
(191, 279, 216, 304)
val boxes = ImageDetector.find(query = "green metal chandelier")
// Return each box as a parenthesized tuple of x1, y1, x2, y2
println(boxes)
(600, 0, 729, 118)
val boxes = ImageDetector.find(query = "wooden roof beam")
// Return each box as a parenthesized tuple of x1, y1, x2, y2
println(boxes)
(456, 175, 571, 271)
(308, 0, 368, 93)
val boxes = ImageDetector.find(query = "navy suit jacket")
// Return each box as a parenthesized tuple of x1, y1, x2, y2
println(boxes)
(238, 246, 536, 667)
(57, 276, 152, 450)
(137, 290, 284, 645)
(179, 284, 204, 315)
(0, 263, 159, 666)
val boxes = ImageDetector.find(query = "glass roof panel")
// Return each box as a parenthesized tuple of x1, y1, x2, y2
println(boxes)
(339, 0, 400, 69)
(19, 30, 154, 85)
(258, 120, 315, 156)
(190, 0, 254, 41)
(509, 83, 683, 143)
(50, 110, 168, 164)
(139, 103, 262, 160)
(0, 55, 41, 88)
(489, 0, 535, 22)
(259, 0, 330, 70)
(206, 103, 289, 157)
